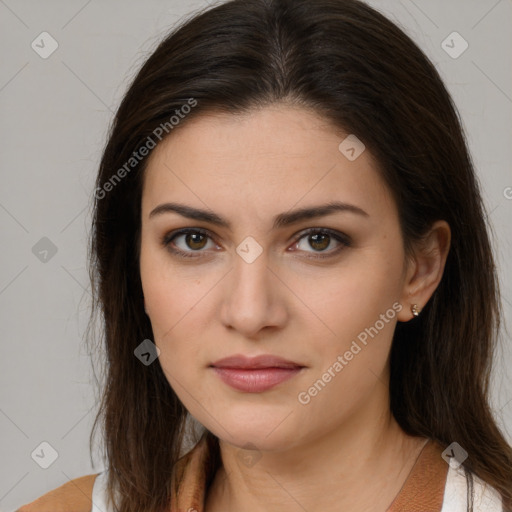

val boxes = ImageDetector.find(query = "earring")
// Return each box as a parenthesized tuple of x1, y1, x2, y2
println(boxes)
(411, 304, 421, 317)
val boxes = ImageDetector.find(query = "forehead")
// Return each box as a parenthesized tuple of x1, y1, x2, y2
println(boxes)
(141, 105, 395, 225)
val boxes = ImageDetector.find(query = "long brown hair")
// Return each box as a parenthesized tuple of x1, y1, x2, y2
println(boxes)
(86, 0, 512, 510)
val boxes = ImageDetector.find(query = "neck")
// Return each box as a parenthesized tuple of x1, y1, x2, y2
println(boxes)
(205, 387, 428, 512)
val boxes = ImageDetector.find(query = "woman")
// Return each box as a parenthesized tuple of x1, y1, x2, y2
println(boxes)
(16, 0, 512, 511)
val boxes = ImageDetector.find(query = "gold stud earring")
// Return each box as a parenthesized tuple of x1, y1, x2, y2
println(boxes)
(411, 304, 421, 317)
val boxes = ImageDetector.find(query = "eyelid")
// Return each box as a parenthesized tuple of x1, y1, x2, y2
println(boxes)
(289, 227, 352, 259)
(161, 227, 218, 258)
(162, 226, 351, 259)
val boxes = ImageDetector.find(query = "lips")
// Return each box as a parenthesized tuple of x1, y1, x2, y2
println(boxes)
(211, 354, 304, 370)
(210, 354, 305, 392)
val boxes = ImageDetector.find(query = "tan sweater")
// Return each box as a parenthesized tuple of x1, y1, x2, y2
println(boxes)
(17, 437, 450, 512)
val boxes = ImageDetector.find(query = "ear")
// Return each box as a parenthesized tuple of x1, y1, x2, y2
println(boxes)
(396, 220, 451, 322)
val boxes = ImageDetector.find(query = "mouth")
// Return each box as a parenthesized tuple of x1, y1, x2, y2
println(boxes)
(210, 354, 304, 369)
(210, 354, 305, 392)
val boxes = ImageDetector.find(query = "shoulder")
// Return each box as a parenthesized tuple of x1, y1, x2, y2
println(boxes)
(441, 463, 504, 511)
(16, 473, 102, 512)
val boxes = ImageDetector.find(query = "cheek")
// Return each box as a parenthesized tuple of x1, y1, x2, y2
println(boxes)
(140, 240, 201, 335)
(295, 276, 401, 431)
(303, 237, 405, 380)
(143, 275, 205, 363)
(306, 246, 403, 338)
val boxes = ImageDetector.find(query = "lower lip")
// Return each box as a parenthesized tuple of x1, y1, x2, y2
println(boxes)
(212, 367, 303, 392)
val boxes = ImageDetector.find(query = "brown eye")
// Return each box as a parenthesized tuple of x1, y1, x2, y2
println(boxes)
(292, 228, 351, 259)
(162, 227, 351, 260)
(308, 232, 330, 251)
(162, 228, 216, 258)
(184, 232, 208, 250)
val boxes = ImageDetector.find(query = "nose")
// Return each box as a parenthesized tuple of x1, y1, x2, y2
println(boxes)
(219, 250, 288, 339)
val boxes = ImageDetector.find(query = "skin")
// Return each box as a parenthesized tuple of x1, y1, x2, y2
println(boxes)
(139, 104, 451, 512)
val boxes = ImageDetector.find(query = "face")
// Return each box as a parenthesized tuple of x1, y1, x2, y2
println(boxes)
(139, 104, 410, 451)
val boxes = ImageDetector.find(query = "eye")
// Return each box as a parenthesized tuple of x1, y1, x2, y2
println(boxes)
(290, 228, 351, 259)
(162, 227, 351, 260)
(162, 228, 218, 258)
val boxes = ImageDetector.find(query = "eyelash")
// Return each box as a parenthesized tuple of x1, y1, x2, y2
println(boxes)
(161, 227, 351, 260)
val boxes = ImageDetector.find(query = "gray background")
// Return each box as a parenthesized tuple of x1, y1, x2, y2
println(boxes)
(1, 0, 511, 510)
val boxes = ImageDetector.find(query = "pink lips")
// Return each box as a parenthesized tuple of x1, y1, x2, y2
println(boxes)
(210, 354, 305, 392)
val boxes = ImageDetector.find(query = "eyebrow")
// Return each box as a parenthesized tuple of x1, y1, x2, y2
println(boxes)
(148, 201, 369, 230)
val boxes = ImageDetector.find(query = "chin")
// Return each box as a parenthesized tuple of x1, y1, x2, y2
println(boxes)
(203, 405, 300, 451)
(218, 429, 291, 453)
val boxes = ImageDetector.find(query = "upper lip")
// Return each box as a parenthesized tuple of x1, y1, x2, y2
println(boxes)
(210, 354, 304, 369)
